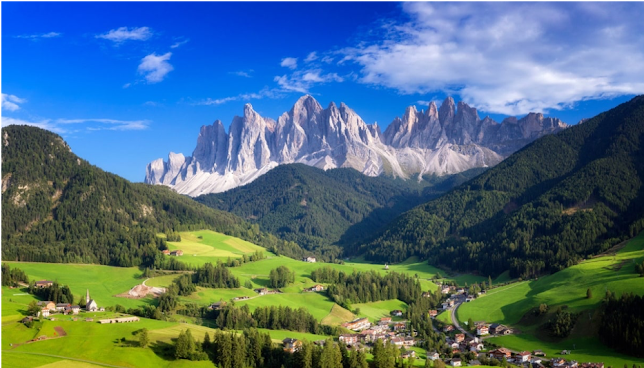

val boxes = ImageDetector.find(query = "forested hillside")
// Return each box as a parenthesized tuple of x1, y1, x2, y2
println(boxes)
(1, 126, 302, 266)
(363, 95, 644, 278)
(196, 163, 484, 252)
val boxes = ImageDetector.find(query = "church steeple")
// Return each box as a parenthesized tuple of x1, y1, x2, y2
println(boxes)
(86, 289, 90, 305)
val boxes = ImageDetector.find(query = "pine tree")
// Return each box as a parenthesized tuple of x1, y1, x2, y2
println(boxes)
(435, 359, 446, 368)
(587, 288, 593, 299)
(175, 330, 189, 359)
(467, 317, 474, 331)
(488, 275, 493, 289)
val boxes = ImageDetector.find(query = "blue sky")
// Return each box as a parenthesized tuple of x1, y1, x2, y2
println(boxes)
(3, 2, 644, 182)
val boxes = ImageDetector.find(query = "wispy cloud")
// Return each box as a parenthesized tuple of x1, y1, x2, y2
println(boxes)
(15, 32, 61, 40)
(304, 52, 318, 63)
(170, 39, 190, 49)
(138, 52, 173, 83)
(194, 88, 282, 106)
(230, 70, 253, 78)
(2, 94, 27, 112)
(1, 116, 150, 134)
(280, 57, 298, 70)
(340, 2, 644, 115)
(274, 69, 343, 94)
(56, 118, 150, 131)
(1, 117, 66, 134)
(96, 26, 152, 43)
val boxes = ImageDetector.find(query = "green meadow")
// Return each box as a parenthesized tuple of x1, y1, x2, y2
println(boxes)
(353, 300, 408, 322)
(456, 233, 644, 365)
(165, 230, 273, 267)
(2, 263, 151, 309)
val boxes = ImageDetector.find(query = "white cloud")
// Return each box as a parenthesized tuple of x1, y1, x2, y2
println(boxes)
(1, 94, 26, 111)
(274, 69, 344, 94)
(230, 70, 253, 78)
(170, 39, 190, 49)
(137, 52, 173, 83)
(15, 32, 61, 40)
(305, 52, 318, 63)
(96, 26, 152, 43)
(280, 57, 298, 70)
(1, 117, 65, 134)
(55, 118, 150, 131)
(1, 116, 150, 134)
(195, 88, 281, 106)
(341, 2, 644, 115)
(320, 56, 334, 64)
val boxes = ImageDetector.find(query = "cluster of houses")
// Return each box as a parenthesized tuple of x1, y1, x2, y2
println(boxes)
(35, 287, 103, 318)
(339, 317, 418, 347)
(427, 348, 603, 368)
(162, 249, 184, 256)
(443, 334, 486, 355)
(475, 322, 513, 336)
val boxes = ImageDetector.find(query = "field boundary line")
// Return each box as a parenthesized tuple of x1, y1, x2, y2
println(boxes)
(3, 351, 132, 368)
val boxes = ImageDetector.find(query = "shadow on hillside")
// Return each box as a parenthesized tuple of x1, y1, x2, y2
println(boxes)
(150, 340, 176, 361)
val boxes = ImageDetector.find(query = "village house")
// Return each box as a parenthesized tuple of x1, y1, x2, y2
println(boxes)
(390, 337, 404, 346)
(516, 352, 531, 362)
(476, 325, 489, 335)
(455, 333, 465, 343)
(391, 310, 403, 317)
(37, 301, 56, 311)
(532, 350, 546, 357)
(35, 280, 53, 288)
(55, 303, 70, 312)
(448, 299, 455, 307)
(401, 350, 416, 359)
(429, 310, 438, 318)
(379, 317, 392, 325)
(469, 341, 484, 352)
(427, 351, 440, 361)
(342, 317, 371, 331)
(451, 358, 462, 367)
(302, 256, 316, 263)
(359, 329, 379, 343)
(422, 292, 432, 298)
(209, 301, 227, 310)
(39, 308, 50, 318)
(283, 338, 302, 353)
(170, 250, 184, 256)
(304, 284, 324, 292)
(441, 286, 451, 294)
(232, 296, 250, 301)
(64, 305, 81, 315)
(443, 325, 455, 332)
(254, 287, 268, 295)
(449, 341, 460, 349)
(393, 322, 406, 331)
(402, 336, 415, 347)
(339, 334, 359, 345)
(489, 348, 512, 360)
(469, 360, 482, 366)
(370, 324, 389, 333)
(466, 296, 476, 302)
(162, 249, 170, 255)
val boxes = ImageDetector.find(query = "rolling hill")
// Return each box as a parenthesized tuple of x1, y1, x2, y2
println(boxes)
(1, 125, 302, 267)
(195, 163, 485, 252)
(363, 95, 644, 278)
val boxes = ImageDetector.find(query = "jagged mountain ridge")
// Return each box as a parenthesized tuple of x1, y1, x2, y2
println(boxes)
(146, 95, 568, 196)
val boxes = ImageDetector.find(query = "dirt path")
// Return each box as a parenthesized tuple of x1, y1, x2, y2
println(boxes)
(54, 326, 67, 337)
(3, 351, 131, 368)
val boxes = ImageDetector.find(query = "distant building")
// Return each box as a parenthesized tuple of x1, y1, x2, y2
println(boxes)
(98, 317, 140, 324)
(401, 350, 416, 359)
(517, 352, 531, 362)
(427, 351, 440, 360)
(304, 284, 325, 292)
(162, 250, 170, 255)
(393, 322, 406, 331)
(476, 325, 489, 336)
(429, 310, 438, 318)
(209, 301, 227, 310)
(35, 280, 53, 288)
(451, 359, 462, 367)
(170, 250, 184, 256)
(455, 333, 465, 343)
(379, 317, 392, 325)
(342, 317, 371, 331)
(391, 310, 403, 317)
(283, 338, 302, 353)
(254, 288, 268, 295)
(489, 348, 512, 360)
(339, 334, 359, 345)
(37, 301, 56, 311)
(55, 303, 70, 311)
(302, 256, 316, 263)
(86, 289, 98, 312)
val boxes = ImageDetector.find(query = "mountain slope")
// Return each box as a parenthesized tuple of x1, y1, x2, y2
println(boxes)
(362, 95, 644, 278)
(195, 163, 486, 251)
(1, 125, 302, 266)
(146, 95, 567, 196)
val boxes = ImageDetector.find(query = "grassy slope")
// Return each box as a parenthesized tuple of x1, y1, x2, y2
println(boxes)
(353, 300, 408, 322)
(1, 263, 150, 309)
(456, 233, 644, 366)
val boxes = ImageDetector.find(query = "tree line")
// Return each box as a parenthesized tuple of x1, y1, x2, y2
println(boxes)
(599, 292, 644, 357)
(1, 263, 29, 287)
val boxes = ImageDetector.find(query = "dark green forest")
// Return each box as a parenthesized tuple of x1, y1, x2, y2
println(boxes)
(1, 125, 304, 267)
(599, 293, 644, 357)
(195, 163, 484, 256)
(363, 96, 644, 278)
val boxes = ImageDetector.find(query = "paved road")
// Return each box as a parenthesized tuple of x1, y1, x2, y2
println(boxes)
(450, 295, 475, 339)
(4, 351, 131, 368)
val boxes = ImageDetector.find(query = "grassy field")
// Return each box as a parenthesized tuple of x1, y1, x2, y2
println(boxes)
(234, 292, 337, 321)
(321, 304, 355, 326)
(353, 300, 408, 322)
(1, 263, 151, 310)
(434, 310, 452, 325)
(456, 233, 644, 365)
(165, 230, 273, 267)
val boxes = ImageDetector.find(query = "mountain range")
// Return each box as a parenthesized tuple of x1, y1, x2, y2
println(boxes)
(145, 95, 568, 196)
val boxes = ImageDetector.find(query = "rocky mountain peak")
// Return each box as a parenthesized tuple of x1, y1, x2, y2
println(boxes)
(146, 95, 568, 196)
